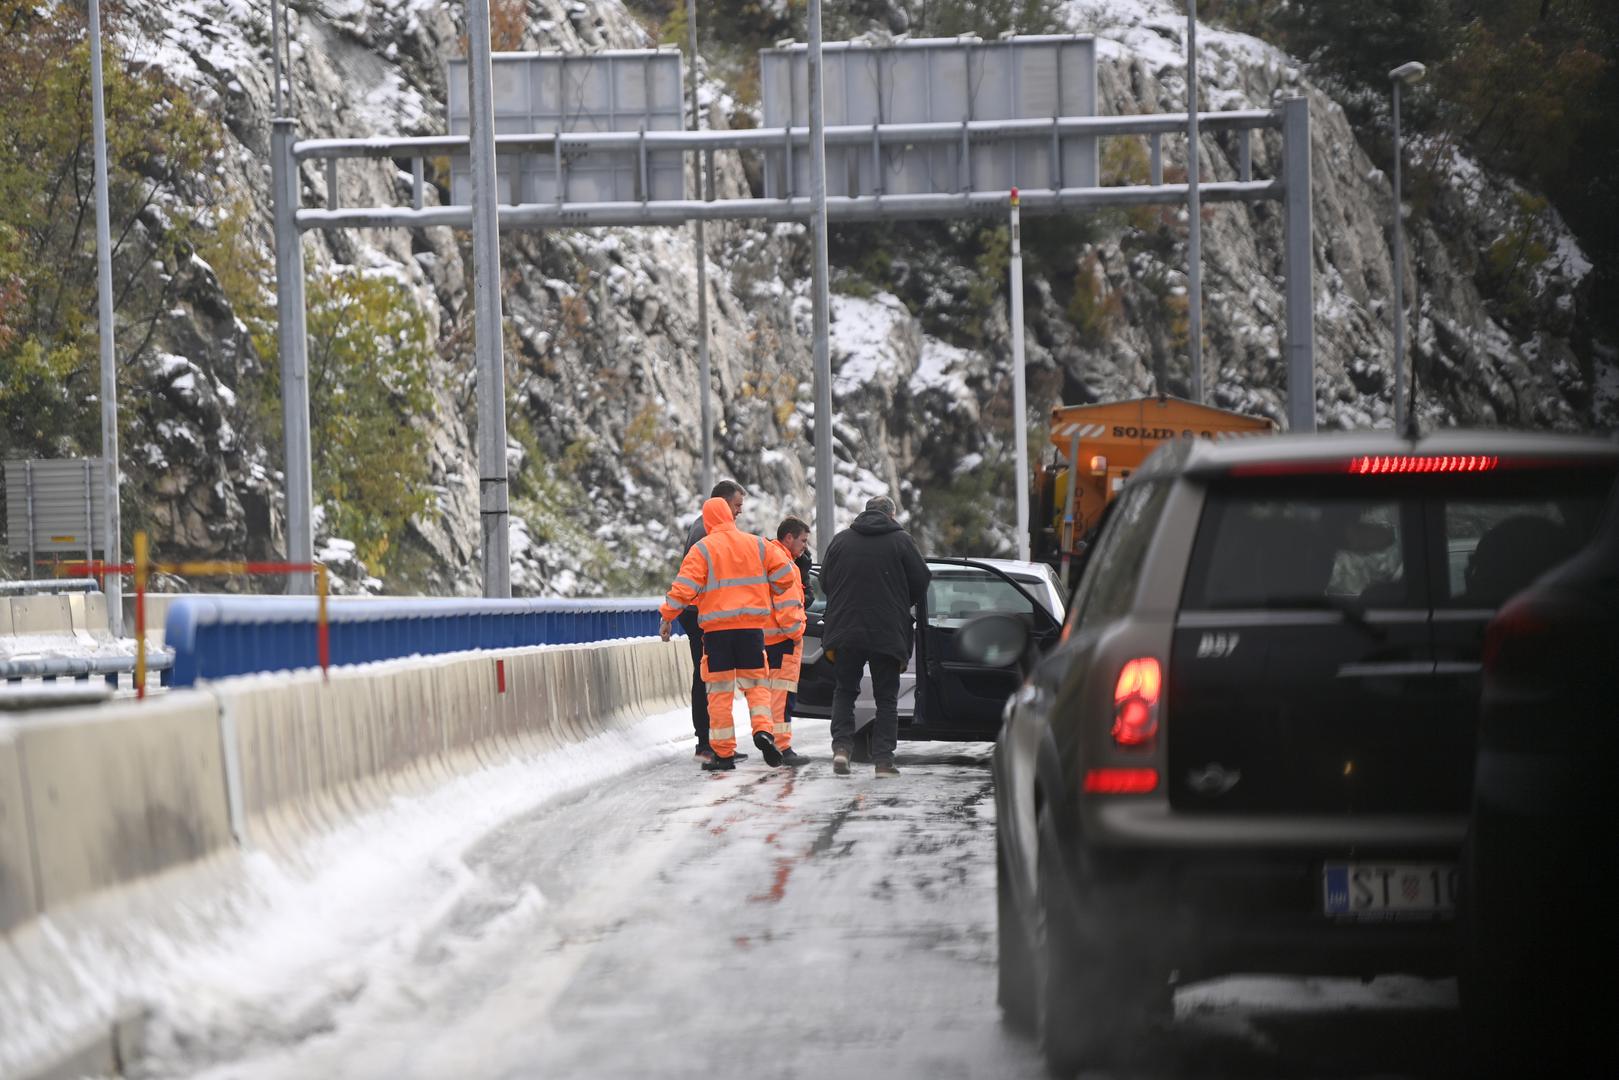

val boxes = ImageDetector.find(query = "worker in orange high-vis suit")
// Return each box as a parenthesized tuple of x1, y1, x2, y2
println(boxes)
(659, 496, 798, 772)
(763, 516, 812, 767)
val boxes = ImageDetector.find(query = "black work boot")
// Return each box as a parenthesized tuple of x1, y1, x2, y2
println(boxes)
(702, 753, 737, 772)
(753, 730, 784, 767)
(779, 748, 810, 767)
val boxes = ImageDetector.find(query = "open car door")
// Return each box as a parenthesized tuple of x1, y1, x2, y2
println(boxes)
(913, 559, 1063, 738)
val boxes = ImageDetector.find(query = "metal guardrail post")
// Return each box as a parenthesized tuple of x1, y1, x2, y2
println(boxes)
(1282, 97, 1316, 432)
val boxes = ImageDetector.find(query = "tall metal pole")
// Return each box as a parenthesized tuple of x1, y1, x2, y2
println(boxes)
(269, 0, 284, 116)
(1391, 78, 1407, 431)
(1009, 189, 1030, 563)
(686, 0, 714, 497)
(1186, 0, 1204, 404)
(271, 119, 315, 594)
(467, 0, 511, 598)
(807, 0, 835, 539)
(1282, 97, 1315, 433)
(88, 0, 123, 636)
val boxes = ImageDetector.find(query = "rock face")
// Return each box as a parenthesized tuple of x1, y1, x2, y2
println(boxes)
(110, 0, 1609, 594)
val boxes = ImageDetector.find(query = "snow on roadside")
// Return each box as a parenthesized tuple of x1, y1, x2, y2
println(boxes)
(0, 704, 692, 1079)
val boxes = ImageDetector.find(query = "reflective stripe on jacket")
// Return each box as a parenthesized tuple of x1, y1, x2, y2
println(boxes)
(764, 537, 806, 645)
(659, 497, 795, 632)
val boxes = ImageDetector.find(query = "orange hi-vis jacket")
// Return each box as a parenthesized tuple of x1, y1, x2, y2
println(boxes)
(660, 498, 797, 631)
(763, 538, 807, 645)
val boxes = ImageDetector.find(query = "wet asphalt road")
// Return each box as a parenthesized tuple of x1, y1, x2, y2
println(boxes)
(142, 716, 1462, 1080)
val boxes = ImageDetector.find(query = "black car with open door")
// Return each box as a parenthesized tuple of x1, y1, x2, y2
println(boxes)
(912, 558, 1064, 740)
(795, 558, 1065, 749)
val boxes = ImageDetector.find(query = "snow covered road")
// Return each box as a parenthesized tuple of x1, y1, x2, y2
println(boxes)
(120, 709, 1461, 1080)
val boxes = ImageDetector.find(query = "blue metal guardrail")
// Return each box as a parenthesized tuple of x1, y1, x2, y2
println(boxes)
(163, 595, 682, 687)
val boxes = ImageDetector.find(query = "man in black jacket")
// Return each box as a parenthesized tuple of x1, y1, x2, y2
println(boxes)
(820, 495, 931, 777)
(677, 479, 748, 763)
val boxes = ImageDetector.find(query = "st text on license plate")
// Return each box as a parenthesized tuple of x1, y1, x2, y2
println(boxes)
(1322, 863, 1458, 919)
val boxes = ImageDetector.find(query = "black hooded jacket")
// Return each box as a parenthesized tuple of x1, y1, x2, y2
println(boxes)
(819, 509, 931, 661)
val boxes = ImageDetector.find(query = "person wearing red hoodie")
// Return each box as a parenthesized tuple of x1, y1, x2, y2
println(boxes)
(659, 497, 798, 771)
(763, 516, 812, 767)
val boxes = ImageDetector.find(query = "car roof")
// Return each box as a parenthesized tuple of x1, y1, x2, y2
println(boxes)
(1138, 428, 1619, 481)
(928, 557, 1054, 579)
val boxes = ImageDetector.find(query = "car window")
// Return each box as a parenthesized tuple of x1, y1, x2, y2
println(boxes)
(806, 568, 826, 616)
(927, 568, 1035, 627)
(1183, 488, 1415, 610)
(1071, 479, 1172, 625)
(1439, 488, 1609, 608)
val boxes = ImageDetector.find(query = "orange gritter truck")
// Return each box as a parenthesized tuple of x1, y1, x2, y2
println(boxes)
(1034, 395, 1273, 581)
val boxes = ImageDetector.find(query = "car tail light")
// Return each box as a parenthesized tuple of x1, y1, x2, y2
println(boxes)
(1083, 767, 1159, 794)
(1112, 657, 1161, 746)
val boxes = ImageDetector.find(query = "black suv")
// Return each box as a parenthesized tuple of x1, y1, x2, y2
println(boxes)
(984, 431, 1619, 1075)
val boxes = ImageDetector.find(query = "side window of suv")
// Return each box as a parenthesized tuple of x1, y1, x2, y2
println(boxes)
(1440, 494, 1605, 609)
(1070, 480, 1172, 627)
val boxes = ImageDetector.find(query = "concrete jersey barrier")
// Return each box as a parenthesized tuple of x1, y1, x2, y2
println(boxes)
(0, 636, 693, 1080)
(0, 693, 231, 934)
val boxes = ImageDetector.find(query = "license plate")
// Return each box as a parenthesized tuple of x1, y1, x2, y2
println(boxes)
(1323, 863, 1457, 919)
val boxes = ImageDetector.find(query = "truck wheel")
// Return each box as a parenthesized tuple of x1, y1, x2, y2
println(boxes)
(997, 828, 1036, 1034)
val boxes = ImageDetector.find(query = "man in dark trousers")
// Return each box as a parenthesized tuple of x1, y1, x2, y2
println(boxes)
(820, 494, 931, 777)
(678, 480, 749, 763)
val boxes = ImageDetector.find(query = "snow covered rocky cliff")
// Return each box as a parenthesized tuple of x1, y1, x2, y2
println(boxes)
(111, 0, 1612, 594)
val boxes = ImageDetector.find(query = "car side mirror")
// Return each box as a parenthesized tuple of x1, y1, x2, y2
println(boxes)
(956, 613, 1030, 669)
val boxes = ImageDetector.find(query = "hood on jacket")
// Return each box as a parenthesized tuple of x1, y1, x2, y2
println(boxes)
(851, 508, 903, 536)
(702, 497, 736, 532)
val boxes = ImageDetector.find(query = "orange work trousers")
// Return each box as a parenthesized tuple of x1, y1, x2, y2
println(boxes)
(700, 653, 772, 758)
(765, 641, 802, 751)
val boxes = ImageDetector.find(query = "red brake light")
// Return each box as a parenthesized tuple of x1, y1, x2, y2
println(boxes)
(1347, 455, 1498, 475)
(1112, 657, 1162, 746)
(1084, 767, 1159, 794)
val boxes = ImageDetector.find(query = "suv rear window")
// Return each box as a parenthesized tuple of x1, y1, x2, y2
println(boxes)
(1184, 488, 1414, 610)
(1183, 471, 1616, 613)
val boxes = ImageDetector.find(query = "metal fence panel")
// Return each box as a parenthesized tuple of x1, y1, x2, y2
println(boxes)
(3, 459, 108, 554)
(447, 51, 686, 206)
(163, 595, 686, 686)
(760, 36, 1098, 199)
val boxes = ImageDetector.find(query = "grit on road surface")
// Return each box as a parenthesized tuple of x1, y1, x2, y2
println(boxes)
(135, 711, 1460, 1080)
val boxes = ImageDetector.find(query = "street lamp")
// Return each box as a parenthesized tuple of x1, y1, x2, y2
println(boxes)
(1389, 60, 1426, 432)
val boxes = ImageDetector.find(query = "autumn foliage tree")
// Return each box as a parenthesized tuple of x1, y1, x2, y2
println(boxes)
(0, 0, 221, 461)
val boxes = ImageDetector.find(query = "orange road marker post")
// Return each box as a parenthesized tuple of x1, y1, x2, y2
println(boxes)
(134, 531, 149, 699)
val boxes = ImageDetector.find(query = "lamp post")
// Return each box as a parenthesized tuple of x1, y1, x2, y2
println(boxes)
(1389, 60, 1426, 432)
